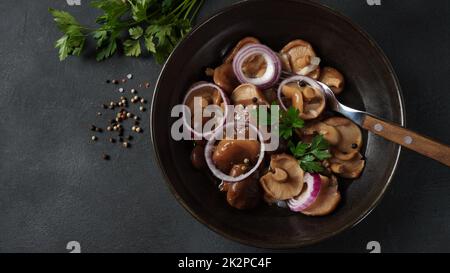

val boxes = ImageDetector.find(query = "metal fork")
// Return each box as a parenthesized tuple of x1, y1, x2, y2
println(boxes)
(280, 73, 450, 167)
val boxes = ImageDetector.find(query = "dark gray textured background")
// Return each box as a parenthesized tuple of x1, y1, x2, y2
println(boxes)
(0, 0, 449, 253)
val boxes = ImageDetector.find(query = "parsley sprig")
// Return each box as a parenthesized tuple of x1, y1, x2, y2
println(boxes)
(279, 107, 304, 139)
(288, 134, 332, 173)
(49, 0, 205, 63)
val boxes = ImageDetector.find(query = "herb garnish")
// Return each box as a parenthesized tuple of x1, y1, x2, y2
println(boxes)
(49, 0, 205, 63)
(279, 107, 304, 139)
(288, 134, 332, 173)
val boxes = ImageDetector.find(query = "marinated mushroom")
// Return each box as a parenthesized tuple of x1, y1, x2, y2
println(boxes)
(280, 39, 320, 79)
(224, 36, 260, 64)
(191, 145, 206, 169)
(281, 83, 326, 120)
(213, 63, 239, 94)
(222, 164, 261, 209)
(323, 117, 362, 153)
(301, 175, 341, 216)
(319, 67, 344, 94)
(329, 152, 365, 179)
(212, 139, 261, 174)
(260, 154, 304, 200)
(184, 83, 224, 127)
(231, 83, 268, 106)
(302, 121, 341, 146)
(211, 37, 261, 94)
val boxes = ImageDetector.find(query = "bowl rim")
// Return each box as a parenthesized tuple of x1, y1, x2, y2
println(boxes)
(150, 0, 406, 249)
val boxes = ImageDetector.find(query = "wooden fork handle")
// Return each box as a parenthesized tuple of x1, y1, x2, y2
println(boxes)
(362, 115, 450, 167)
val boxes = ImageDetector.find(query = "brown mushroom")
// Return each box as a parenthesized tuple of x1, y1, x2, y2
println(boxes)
(224, 36, 260, 64)
(222, 164, 261, 209)
(280, 39, 320, 79)
(213, 62, 239, 94)
(301, 175, 341, 216)
(185, 83, 224, 126)
(319, 67, 344, 94)
(231, 83, 268, 106)
(323, 117, 362, 153)
(281, 83, 326, 120)
(302, 121, 341, 146)
(329, 152, 365, 179)
(212, 139, 261, 174)
(190, 145, 206, 169)
(260, 154, 304, 200)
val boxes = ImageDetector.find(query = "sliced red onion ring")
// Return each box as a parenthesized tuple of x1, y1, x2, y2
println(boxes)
(182, 82, 229, 139)
(277, 75, 323, 111)
(287, 173, 321, 212)
(232, 44, 281, 89)
(297, 56, 321, 75)
(204, 123, 265, 183)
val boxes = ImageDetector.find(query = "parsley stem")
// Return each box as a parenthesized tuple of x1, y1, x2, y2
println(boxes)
(190, 0, 204, 22)
(183, 0, 197, 20)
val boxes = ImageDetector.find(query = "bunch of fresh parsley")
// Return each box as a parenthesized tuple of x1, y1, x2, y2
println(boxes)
(288, 134, 332, 173)
(49, 0, 204, 63)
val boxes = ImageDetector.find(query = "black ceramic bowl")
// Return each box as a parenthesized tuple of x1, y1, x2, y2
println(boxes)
(151, 0, 405, 248)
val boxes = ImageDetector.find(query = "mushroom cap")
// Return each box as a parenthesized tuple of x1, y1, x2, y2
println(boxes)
(260, 153, 304, 200)
(280, 39, 317, 74)
(323, 117, 362, 153)
(223, 164, 261, 210)
(231, 83, 268, 106)
(301, 175, 341, 216)
(302, 121, 341, 146)
(212, 139, 261, 174)
(185, 83, 223, 126)
(213, 62, 239, 95)
(330, 152, 365, 179)
(281, 83, 326, 120)
(224, 37, 260, 64)
(319, 67, 344, 94)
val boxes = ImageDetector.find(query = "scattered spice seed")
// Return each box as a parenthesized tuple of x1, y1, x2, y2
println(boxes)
(131, 88, 136, 94)
(109, 137, 116, 143)
(139, 106, 146, 112)
(97, 112, 102, 116)
(90, 125, 96, 131)
(140, 98, 146, 104)
(107, 126, 112, 131)
(106, 79, 111, 84)
(126, 112, 132, 118)
(102, 153, 110, 160)
(121, 79, 126, 83)
(112, 79, 119, 84)
(122, 142, 130, 148)
(91, 136, 97, 141)
(95, 127, 102, 133)
(135, 127, 142, 133)
(133, 116, 139, 120)
(131, 126, 136, 131)
(102, 104, 107, 109)
(145, 82, 150, 88)
(118, 87, 124, 93)
(127, 74, 133, 79)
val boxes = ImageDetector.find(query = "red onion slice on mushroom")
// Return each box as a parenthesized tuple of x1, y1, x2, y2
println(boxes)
(204, 123, 265, 183)
(232, 44, 281, 89)
(287, 173, 321, 212)
(182, 82, 229, 139)
(277, 75, 323, 111)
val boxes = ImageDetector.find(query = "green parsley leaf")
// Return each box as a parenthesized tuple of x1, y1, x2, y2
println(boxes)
(129, 26, 143, 40)
(123, 39, 142, 57)
(289, 134, 332, 173)
(279, 106, 304, 139)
